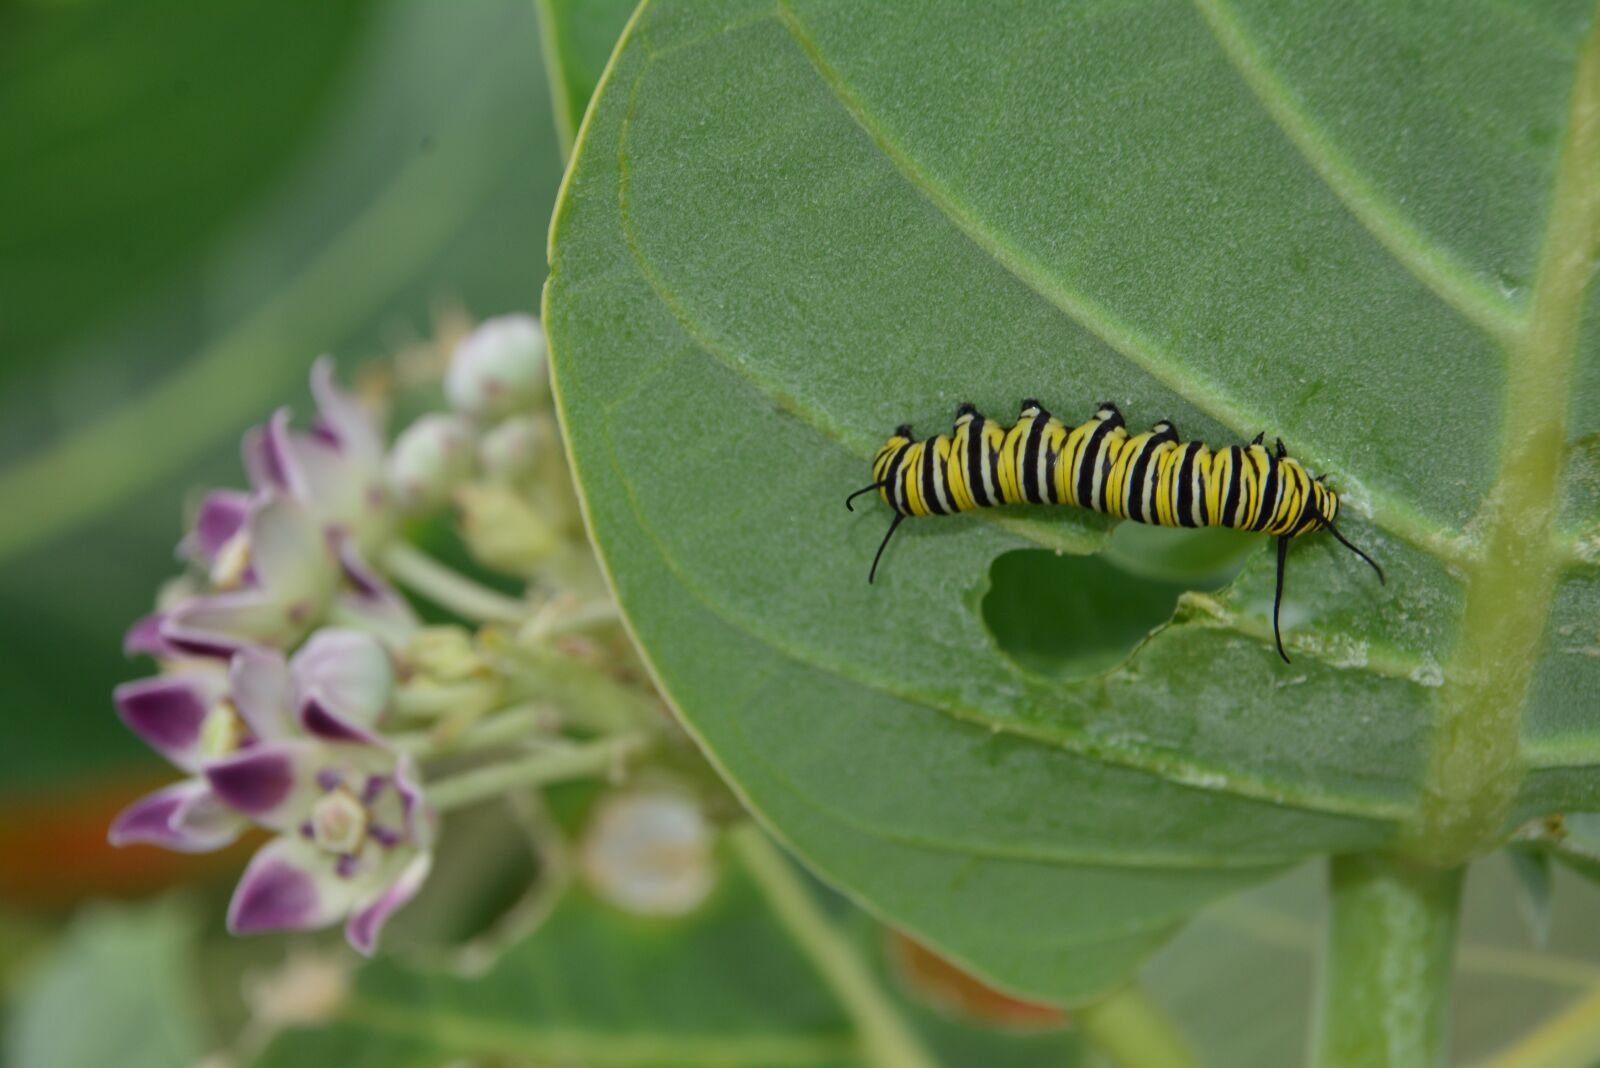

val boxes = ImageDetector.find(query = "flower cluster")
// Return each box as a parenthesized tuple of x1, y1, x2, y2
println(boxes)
(111, 316, 594, 954)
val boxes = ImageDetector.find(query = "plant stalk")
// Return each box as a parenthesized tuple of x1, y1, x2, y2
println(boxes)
(381, 542, 529, 624)
(729, 824, 939, 1068)
(1311, 854, 1465, 1068)
(427, 732, 647, 811)
(1077, 984, 1204, 1068)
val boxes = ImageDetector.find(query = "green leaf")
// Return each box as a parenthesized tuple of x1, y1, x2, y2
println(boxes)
(255, 831, 1086, 1067)
(4, 899, 206, 1068)
(1507, 848, 1554, 948)
(537, 0, 641, 156)
(545, 0, 1600, 1001)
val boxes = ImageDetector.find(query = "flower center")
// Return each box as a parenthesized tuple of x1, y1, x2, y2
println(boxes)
(199, 699, 249, 759)
(310, 787, 368, 855)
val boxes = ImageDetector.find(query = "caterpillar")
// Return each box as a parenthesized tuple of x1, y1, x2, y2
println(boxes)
(845, 400, 1383, 663)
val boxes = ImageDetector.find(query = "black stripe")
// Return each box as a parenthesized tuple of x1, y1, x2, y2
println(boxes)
(1254, 453, 1280, 532)
(1043, 431, 1061, 503)
(966, 418, 990, 507)
(1077, 420, 1114, 513)
(1021, 416, 1047, 504)
(1126, 442, 1157, 524)
(1175, 443, 1199, 528)
(1221, 446, 1243, 528)
(921, 438, 945, 515)
(888, 442, 914, 515)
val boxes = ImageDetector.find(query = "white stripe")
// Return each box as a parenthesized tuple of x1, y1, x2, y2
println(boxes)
(936, 452, 954, 514)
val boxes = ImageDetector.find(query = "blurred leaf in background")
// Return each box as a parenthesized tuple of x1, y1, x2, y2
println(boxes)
(3, 898, 206, 1068)
(0, 0, 564, 799)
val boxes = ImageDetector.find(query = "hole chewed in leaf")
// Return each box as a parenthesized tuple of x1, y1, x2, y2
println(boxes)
(980, 526, 1258, 680)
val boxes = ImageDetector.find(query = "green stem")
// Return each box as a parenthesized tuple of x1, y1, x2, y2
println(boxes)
(520, 597, 622, 644)
(1077, 984, 1204, 1068)
(392, 702, 550, 757)
(381, 542, 529, 625)
(1311, 855, 1465, 1068)
(499, 645, 661, 734)
(729, 825, 939, 1068)
(427, 732, 647, 811)
(1406, 3, 1600, 865)
(392, 681, 501, 720)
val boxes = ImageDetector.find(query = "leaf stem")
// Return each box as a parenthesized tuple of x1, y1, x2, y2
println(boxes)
(1076, 984, 1205, 1068)
(426, 732, 647, 811)
(1311, 854, 1464, 1068)
(391, 702, 549, 758)
(381, 542, 529, 625)
(728, 824, 939, 1068)
(1473, 986, 1600, 1068)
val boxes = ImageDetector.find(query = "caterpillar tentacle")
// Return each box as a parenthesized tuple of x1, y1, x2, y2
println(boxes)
(857, 400, 1383, 664)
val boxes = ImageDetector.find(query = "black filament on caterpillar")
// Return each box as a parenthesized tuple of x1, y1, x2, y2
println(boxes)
(845, 400, 1383, 663)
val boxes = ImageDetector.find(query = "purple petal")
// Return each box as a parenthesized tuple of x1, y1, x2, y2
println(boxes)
(300, 696, 382, 745)
(394, 754, 434, 847)
(113, 673, 224, 772)
(329, 545, 418, 647)
(264, 408, 308, 500)
(345, 852, 431, 955)
(189, 490, 252, 562)
(311, 356, 384, 465)
(123, 612, 175, 658)
(108, 780, 243, 853)
(228, 837, 362, 936)
(229, 646, 293, 741)
(205, 741, 319, 829)
(291, 628, 392, 728)
(242, 426, 282, 494)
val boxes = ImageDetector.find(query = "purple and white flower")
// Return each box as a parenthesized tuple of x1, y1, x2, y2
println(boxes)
(214, 741, 433, 955)
(111, 630, 432, 952)
(133, 360, 416, 658)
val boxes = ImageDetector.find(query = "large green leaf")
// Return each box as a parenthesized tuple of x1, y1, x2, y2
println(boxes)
(255, 831, 1086, 1067)
(545, 0, 1600, 1002)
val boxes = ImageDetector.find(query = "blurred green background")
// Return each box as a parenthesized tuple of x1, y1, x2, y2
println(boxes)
(0, 0, 562, 795)
(3, 4, 1600, 1066)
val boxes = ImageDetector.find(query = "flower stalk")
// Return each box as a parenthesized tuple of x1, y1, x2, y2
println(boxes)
(1311, 854, 1465, 1068)
(427, 732, 650, 812)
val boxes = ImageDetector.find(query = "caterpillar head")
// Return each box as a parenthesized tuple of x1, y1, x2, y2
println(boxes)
(869, 424, 915, 479)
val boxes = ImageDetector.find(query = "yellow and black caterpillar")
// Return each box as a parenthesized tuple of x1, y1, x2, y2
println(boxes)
(846, 400, 1383, 662)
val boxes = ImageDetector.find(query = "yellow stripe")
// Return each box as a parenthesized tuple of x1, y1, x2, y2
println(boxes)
(946, 423, 974, 511)
(902, 442, 927, 517)
(997, 420, 1026, 505)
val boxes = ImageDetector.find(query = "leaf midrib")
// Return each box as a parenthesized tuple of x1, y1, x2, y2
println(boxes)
(1409, 8, 1600, 863)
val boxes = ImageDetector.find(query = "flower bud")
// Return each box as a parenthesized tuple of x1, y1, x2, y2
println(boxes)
(455, 484, 561, 575)
(478, 415, 543, 484)
(386, 414, 475, 512)
(580, 790, 716, 917)
(445, 315, 546, 421)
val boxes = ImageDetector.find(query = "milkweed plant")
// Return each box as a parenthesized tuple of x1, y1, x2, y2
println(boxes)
(110, 317, 690, 954)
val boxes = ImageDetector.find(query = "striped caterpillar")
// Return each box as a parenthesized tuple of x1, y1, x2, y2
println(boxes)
(846, 400, 1383, 662)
